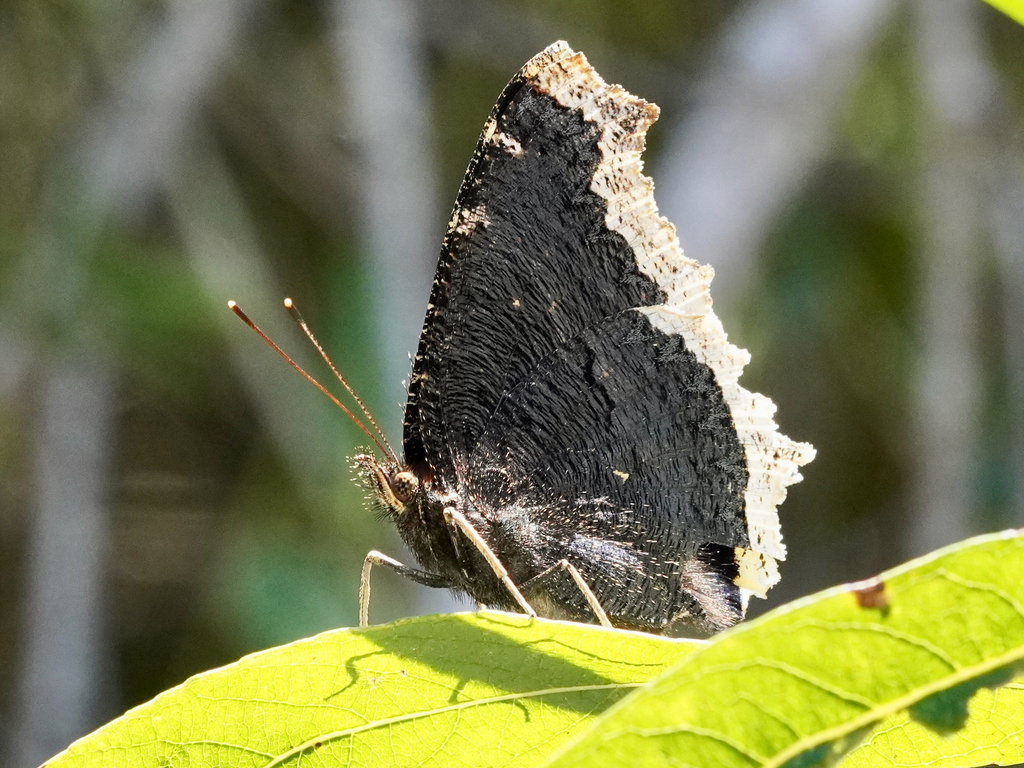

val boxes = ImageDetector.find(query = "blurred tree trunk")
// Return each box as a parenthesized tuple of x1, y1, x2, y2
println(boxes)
(993, 151, 1024, 525)
(13, 361, 114, 768)
(656, 0, 894, 308)
(909, 0, 995, 554)
(331, 0, 440, 435)
(10, 1, 258, 764)
(330, 0, 459, 617)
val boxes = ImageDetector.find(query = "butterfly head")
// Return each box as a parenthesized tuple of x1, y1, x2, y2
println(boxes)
(355, 453, 420, 519)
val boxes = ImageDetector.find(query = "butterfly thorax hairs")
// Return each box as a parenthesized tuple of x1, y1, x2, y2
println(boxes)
(356, 452, 543, 613)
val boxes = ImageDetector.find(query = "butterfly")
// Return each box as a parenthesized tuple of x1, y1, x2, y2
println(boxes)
(356, 41, 815, 634)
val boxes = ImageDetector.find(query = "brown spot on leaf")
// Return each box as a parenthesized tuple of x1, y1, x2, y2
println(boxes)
(851, 577, 889, 614)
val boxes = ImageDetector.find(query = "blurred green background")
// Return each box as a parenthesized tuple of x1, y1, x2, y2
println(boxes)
(2, 0, 1023, 764)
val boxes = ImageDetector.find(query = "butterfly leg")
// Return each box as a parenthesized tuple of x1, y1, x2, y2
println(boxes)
(442, 507, 537, 618)
(359, 550, 452, 627)
(520, 560, 612, 628)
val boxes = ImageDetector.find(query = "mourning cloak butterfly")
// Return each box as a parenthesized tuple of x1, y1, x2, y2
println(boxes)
(357, 41, 815, 634)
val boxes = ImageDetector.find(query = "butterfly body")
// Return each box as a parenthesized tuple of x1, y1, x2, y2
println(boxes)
(358, 42, 815, 634)
(359, 446, 746, 633)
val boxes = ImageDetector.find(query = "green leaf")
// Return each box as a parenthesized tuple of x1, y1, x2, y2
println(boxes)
(981, 0, 1024, 26)
(545, 530, 1024, 768)
(44, 612, 695, 768)
(836, 675, 1024, 767)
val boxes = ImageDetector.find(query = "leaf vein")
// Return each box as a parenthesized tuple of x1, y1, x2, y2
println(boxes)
(761, 644, 1024, 768)
(780, 621, 961, 670)
(933, 569, 1024, 618)
(677, 658, 877, 710)
(260, 682, 638, 768)
(615, 722, 765, 765)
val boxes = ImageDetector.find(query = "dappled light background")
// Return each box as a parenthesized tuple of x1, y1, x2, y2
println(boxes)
(2, 1, 1023, 765)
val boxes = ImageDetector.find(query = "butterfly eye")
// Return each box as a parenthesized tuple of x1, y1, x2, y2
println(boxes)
(390, 471, 419, 503)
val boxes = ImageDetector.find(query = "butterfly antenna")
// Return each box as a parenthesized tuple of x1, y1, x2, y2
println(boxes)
(228, 301, 391, 460)
(283, 298, 400, 465)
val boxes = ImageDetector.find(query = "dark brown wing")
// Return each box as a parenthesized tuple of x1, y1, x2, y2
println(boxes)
(403, 42, 663, 481)
(401, 42, 815, 627)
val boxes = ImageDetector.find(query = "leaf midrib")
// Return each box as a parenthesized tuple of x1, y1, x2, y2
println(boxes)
(263, 681, 642, 767)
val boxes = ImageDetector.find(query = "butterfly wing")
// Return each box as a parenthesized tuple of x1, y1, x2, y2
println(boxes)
(403, 42, 814, 629)
(403, 42, 664, 479)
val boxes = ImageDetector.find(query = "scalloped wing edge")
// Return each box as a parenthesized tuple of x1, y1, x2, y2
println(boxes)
(532, 42, 816, 599)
